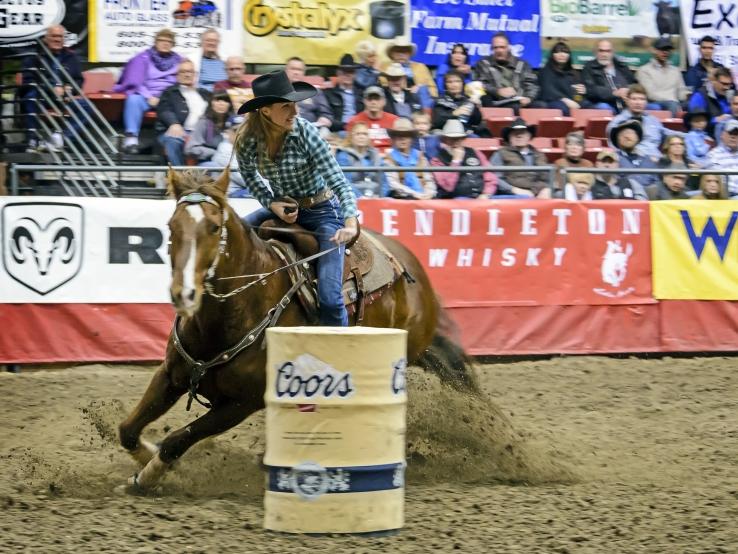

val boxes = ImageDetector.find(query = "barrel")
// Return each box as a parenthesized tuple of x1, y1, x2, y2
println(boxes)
(263, 326, 408, 534)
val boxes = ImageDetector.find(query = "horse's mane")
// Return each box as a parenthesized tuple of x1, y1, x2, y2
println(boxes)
(168, 169, 228, 208)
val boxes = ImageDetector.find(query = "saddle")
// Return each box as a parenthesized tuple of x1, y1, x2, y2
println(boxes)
(257, 220, 405, 323)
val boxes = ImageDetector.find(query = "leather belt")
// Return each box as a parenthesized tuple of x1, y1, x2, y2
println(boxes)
(296, 188, 334, 209)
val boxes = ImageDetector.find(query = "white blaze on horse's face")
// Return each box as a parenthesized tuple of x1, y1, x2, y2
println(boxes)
(170, 203, 208, 318)
(182, 205, 204, 303)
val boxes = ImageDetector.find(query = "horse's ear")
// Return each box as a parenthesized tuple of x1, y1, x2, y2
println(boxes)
(213, 167, 231, 194)
(167, 166, 185, 198)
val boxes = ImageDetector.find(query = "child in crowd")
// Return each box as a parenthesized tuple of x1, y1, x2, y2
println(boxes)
(684, 110, 712, 167)
(411, 111, 441, 160)
(693, 174, 729, 199)
(384, 118, 436, 199)
(559, 172, 594, 200)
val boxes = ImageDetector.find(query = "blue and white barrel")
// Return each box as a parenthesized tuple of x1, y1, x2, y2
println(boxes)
(263, 326, 408, 534)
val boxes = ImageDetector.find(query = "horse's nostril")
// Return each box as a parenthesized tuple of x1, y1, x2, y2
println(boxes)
(186, 290, 196, 302)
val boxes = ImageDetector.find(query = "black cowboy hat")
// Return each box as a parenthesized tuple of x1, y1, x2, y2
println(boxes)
(501, 117, 537, 142)
(684, 109, 709, 129)
(237, 70, 317, 115)
(609, 119, 643, 147)
(338, 53, 360, 70)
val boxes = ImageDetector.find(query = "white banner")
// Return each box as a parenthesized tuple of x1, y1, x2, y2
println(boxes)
(88, 0, 242, 64)
(541, 0, 659, 38)
(0, 197, 259, 303)
(680, 0, 738, 67)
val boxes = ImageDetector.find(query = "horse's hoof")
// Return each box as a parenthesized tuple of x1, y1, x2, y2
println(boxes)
(113, 475, 154, 496)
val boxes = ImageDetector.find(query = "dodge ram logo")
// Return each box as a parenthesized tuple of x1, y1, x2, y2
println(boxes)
(2, 202, 84, 295)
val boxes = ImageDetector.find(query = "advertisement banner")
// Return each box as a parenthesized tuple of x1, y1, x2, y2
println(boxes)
(88, 0, 242, 64)
(680, 0, 738, 68)
(359, 200, 653, 306)
(0, 0, 87, 52)
(651, 201, 738, 300)
(242, 0, 409, 65)
(410, 0, 541, 67)
(540, 0, 672, 67)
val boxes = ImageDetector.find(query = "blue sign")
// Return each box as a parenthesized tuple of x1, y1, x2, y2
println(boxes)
(410, 0, 541, 68)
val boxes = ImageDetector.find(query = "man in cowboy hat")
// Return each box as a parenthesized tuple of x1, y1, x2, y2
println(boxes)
(430, 119, 497, 199)
(284, 56, 333, 133)
(489, 117, 550, 197)
(472, 32, 541, 112)
(383, 38, 437, 105)
(383, 118, 436, 199)
(235, 70, 359, 326)
(346, 86, 399, 149)
(324, 54, 364, 133)
(609, 118, 659, 188)
(381, 63, 422, 118)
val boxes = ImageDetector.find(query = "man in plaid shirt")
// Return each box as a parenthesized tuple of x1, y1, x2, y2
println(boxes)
(235, 71, 359, 326)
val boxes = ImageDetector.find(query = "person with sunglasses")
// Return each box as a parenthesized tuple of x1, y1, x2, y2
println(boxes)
(688, 67, 735, 138)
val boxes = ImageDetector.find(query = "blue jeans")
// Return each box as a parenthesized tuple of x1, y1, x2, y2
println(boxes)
(123, 93, 150, 136)
(646, 100, 681, 117)
(591, 102, 616, 113)
(244, 197, 347, 326)
(158, 134, 186, 166)
(21, 89, 93, 141)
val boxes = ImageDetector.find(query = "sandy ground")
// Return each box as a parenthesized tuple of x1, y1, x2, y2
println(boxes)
(1, 356, 737, 553)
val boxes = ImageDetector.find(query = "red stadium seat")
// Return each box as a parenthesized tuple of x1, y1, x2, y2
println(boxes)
(571, 108, 612, 129)
(582, 148, 605, 163)
(464, 137, 501, 149)
(555, 137, 603, 149)
(485, 116, 516, 138)
(663, 118, 685, 132)
(82, 71, 125, 122)
(538, 147, 565, 163)
(519, 108, 562, 124)
(537, 116, 575, 138)
(531, 137, 553, 149)
(481, 107, 514, 119)
(584, 117, 613, 140)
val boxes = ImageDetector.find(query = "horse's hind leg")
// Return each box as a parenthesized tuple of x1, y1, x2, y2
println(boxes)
(119, 366, 184, 466)
(132, 399, 257, 489)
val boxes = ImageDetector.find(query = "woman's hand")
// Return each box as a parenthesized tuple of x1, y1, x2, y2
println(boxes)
(270, 201, 299, 224)
(331, 216, 358, 244)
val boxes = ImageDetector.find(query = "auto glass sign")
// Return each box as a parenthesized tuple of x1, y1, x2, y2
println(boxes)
(0, 0, 66, 43)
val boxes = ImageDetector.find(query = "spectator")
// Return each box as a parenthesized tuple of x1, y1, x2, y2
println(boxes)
(431, 119, 497, 199)
(553, 132, 593, 191)
(383, 118, 436, 199)
(411, 111, 441, 160)
(114, 29, 182, 154)
(155, 59, 210, 166)
(607, 84, 678, 160)
(555, 172, 594, 200)
(197, 28, 226, 92)
(636, 36, 688, 117)
(685, 35, 725, 90)
(715, 95, 738, 144)
(591, 149, 647, 200)
(692, 174, 729, 199)
(335, 122, 387, 198)
(208, 116, 249, 198)
(346, 86, 398, 149)
(382, 63, 423, 118)
(431, 70, 483, 135)
(609, 119, 658, 188)
(684, 110, 712, 166)
(285, 57, 333, 133)
(324, 54, 364, 133)
(687, 67, 734, 136)
(185, 90, 233, 164)
(537, 41, 587, 116)
(354, 40, 380, 95)
(490, 117, 549, 197)
(581, 39, 636, 112)
(435, 43, 473, 95)
(213, 56, 252, 108)
(472, 32, 540, 112)
(20, 24, 86, 152)
(383, 39, 438, 107)
(647, 168, 690, 200)
(706, 119, 738, 196)
(657, 135, 700, 189)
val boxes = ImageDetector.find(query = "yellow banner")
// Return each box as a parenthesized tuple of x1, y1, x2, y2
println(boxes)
(651, 201, 738, 300)
(242, 0, 409, 65)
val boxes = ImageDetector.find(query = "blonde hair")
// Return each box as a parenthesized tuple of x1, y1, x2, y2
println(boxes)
(344, 121, 369, 149)
(355, 40, 377, 63)
(573, 172, 595, 186)
(234, 109, 290, 174)
(699, 173, 728, 199)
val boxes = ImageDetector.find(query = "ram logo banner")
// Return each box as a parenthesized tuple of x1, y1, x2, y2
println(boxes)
(1, 202, 84, 295)
(651, 201, 738, 300)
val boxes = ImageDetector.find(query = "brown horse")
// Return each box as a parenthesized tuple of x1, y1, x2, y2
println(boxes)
(118, 168, 475, 490)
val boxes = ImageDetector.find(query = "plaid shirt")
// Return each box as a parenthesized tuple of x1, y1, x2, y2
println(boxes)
(236, 117, 358, 218)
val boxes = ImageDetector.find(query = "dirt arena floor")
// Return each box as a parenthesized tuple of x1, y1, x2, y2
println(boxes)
(2, 356, 737, 553)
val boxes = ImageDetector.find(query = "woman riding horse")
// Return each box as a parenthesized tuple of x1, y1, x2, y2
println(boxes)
(234, 70, 358, 326)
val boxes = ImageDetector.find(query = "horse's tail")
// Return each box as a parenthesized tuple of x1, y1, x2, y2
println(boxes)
(416, 303, 480, 394)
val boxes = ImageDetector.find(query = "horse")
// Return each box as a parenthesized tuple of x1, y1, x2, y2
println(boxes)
(118, 168, 476, 490)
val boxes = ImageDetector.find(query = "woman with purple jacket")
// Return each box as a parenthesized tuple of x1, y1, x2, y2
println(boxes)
(114, 28, 182, 154)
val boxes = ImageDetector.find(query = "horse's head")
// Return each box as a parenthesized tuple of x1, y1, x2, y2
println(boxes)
(167, 167, 231, 318)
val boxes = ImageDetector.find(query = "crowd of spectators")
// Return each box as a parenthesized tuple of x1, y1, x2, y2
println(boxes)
(17, 26, 738, 201)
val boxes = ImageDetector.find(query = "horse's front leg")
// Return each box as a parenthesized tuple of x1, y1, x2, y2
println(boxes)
(131, 399, 257, 489)
(119, 365, 185, 467)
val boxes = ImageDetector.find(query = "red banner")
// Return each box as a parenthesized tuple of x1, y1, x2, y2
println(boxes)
(358, 200, 653, 306)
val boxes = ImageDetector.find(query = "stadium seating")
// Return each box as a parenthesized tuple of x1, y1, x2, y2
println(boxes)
(82, 70, 125, 122)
